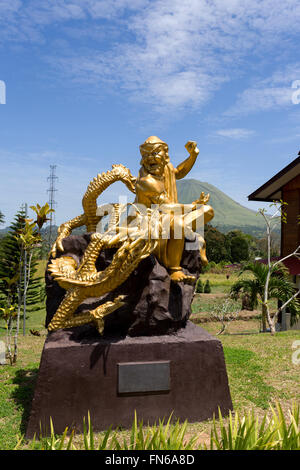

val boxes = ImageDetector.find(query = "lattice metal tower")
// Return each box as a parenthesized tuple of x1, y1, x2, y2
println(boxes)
(47, 165, 58, 249)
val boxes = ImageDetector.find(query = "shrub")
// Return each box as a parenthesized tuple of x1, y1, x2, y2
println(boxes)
(195, 279, 203, 293)
(20, 403, 300, 450)
(204, 280, 211, 293)
(209, 403, 300, 450)
(219, 260, 232, 268)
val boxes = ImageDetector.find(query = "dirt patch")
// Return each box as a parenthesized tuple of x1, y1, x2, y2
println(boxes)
(194, 293, 226, 299)
(191, 309, 260, 323)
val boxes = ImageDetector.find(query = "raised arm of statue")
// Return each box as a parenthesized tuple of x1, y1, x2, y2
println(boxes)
(175, 140, 199, 180)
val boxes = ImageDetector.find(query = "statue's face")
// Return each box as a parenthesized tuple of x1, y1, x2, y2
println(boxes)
(140, 144, 167, 176)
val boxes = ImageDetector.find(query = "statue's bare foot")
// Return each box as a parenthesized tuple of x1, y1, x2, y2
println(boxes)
(169, 269, 196, 284)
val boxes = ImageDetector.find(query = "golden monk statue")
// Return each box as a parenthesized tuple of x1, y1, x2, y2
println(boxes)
(133, 136, 214, 282)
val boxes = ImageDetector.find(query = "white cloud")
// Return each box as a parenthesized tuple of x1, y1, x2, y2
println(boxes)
(214, 128, 255, 139)
(1, 1, 300, 112)
(226, 63, 300, 116)
(226, 87, 294, 116)
(0, 0, 21, 14)
(51, 0, 300, 111)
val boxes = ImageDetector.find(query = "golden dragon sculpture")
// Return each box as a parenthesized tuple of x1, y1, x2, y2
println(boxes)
(50, 164, 137, 257)
(47, 138, 213, 335)
(48, 164, 158, 334)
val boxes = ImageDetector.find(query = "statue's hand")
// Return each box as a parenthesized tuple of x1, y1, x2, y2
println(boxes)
(193, 191, 210, 205)
(185, 140, 199, 156)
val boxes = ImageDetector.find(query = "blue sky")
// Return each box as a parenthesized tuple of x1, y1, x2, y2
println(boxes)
(0, 0, 300, 226)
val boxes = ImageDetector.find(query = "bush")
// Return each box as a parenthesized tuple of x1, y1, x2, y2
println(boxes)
(218, 260, 232, 268)
(195, 279, 203, 293)
(202, 261, 231, 274)
(204, 280, 211, 293)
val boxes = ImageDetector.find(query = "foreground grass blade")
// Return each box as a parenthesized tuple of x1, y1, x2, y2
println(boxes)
(24, 402, 300, 450)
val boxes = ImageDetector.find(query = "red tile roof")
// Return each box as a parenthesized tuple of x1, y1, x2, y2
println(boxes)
(259, 256, 300, 275)
(281, 256, 300, 275)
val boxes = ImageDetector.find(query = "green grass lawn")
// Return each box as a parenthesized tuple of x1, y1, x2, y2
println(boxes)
(35, 259, 47, 279)
(198, 270, 255, 294)
(0, 305, 46, 449)
(0, 271, 299, 449)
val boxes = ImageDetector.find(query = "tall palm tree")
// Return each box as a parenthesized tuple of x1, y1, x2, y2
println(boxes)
(230, 262, 300, 332)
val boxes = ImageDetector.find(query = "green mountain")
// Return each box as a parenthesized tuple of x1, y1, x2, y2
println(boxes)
(176, 179, 270, 237)
(0, 179, 273, 240)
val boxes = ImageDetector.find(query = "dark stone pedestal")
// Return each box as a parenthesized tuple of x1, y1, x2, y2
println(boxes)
(45, 234, 202, 336)
(26, 322, 232, 438)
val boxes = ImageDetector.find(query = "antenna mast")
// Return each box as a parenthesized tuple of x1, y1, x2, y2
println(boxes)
(47, 165, 58, 249)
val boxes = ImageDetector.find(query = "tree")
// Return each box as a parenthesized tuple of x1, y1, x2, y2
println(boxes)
(0, 211, 4, 225)
(16, 218, 43, 336)
(257, 203, 300, 334)
(0, 203, 51, 363)
(230, 261, 300, 333)
(0, 211, 42, 310)
(204, 225, 231, 263)
(207, 296, 239, 335)
(227, 230, 249, 263)
(30, 202, 54, 231)
(255, 233, 280, 259)
(0, 209, 26, 307)
(31, 203, 55, 259)
(0, 304, 17, 365)
(0, 209, 27, 364)
(204, 225, 253, 264)
(14, 203, 52, 337)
